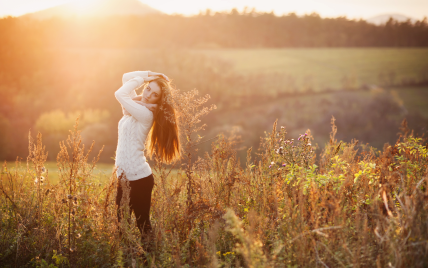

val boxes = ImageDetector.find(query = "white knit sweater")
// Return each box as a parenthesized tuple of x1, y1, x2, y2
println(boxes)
(114, 71, 153, 181)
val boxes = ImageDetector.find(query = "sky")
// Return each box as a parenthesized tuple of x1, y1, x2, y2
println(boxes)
(0, 0, 427, 20)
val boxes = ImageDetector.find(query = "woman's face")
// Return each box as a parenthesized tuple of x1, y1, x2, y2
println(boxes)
(142, 81, 162, 104)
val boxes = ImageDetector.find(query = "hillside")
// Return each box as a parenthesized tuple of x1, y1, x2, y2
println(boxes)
(22, 0, 161, 20)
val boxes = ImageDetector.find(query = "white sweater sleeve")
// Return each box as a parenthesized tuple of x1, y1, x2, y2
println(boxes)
(122, 71, 150, 98)
(115, 74, 153, 124)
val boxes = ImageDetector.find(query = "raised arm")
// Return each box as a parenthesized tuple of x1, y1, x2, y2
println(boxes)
(122, 71, 150, 85)
(122, 71, 149, 99)
(123, 71, 170, 84)
(115, 76, 153, 125)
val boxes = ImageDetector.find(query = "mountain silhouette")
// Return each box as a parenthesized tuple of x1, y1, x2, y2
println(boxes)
(367, 13, 417, 25)
(22, 0, 162, 20)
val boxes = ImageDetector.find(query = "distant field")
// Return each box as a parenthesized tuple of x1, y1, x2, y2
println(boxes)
(196, 48, 428, 91)
(3, 161, 114, 184)
(2, 161, 181, 185)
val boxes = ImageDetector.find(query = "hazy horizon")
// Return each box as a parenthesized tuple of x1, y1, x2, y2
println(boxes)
(0, 0, 427, 20)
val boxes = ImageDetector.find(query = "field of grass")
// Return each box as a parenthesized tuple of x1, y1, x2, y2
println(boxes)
(196, 48, 428, 91)
(1, 118, 427, 267)
(3, 161, 181, 185)
(1, 77, 428, 267)
(396, 86, 428, 117)
(4, 161, 114, 184)
(203, 85, 428, 162)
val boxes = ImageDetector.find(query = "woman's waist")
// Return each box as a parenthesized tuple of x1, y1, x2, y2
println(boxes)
(115, 150, 147, 162)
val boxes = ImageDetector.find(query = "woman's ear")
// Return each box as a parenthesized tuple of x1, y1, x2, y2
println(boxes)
(132, 95, 143, 101)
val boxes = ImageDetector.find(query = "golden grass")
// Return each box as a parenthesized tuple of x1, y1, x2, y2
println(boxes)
(1, 102, 427, 267)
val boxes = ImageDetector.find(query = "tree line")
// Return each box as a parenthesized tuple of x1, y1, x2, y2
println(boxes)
(1, 9, 428, 54)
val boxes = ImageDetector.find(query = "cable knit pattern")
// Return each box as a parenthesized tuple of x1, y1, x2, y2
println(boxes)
(114, 71, 154, 181)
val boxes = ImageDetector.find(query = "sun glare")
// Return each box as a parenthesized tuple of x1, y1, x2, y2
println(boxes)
(70, 0, 101, 11)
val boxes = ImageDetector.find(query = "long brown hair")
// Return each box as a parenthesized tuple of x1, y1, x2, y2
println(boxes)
(146, 78, 181, 163)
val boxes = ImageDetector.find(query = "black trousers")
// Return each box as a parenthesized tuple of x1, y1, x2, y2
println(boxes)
(116, 174, 154, 234)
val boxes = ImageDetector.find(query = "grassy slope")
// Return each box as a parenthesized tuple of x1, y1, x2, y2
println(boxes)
(196, 48, 428, 91)
(396, 87, 428, 117)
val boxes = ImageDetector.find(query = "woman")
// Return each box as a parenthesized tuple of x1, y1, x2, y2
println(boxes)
(114, 70, 180, 236)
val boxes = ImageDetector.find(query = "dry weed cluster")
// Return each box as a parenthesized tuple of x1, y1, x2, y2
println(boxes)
(1, 95, 428, 267)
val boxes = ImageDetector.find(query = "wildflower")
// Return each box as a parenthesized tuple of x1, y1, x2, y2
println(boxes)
(307, 143, 311, 146)
(282, 163, 286, 167)
(269, 165, 272, 168)
(281, 126, 284, 129)
(305, 133, 308, 136)
(278, 168, 281, 171)
(40, 176, 45, 181)
(271, 161, 275, 165)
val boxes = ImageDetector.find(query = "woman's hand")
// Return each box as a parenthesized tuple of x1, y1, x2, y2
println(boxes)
(148, 71, 169, 82)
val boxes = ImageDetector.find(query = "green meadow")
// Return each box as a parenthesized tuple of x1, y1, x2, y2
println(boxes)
(196, 48, 428, 91)
(4, 161, 114, 184)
